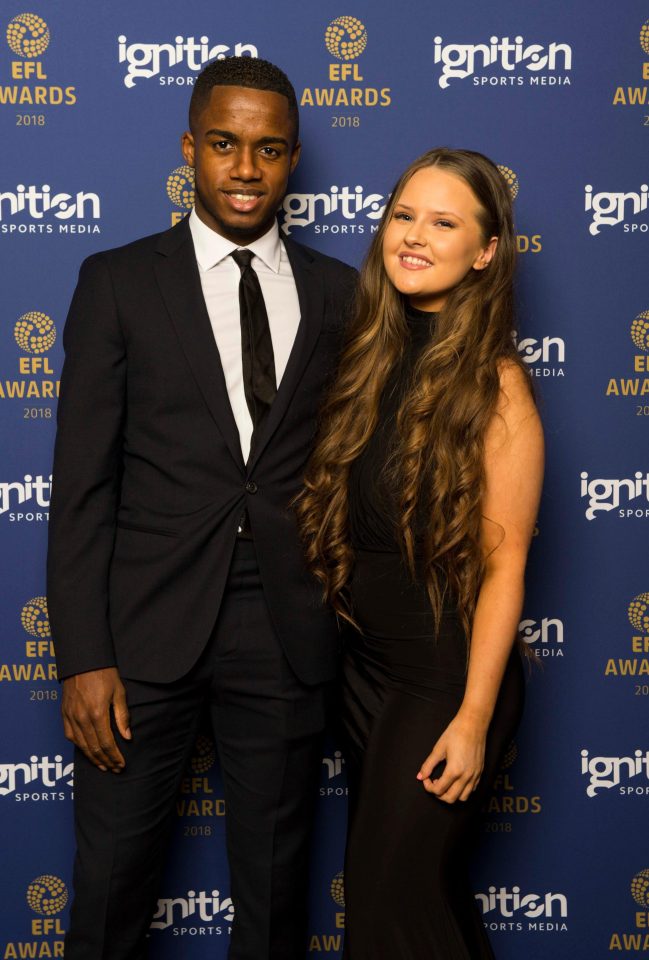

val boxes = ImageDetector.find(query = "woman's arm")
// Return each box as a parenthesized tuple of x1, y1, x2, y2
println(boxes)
(417, 361, 544, 802)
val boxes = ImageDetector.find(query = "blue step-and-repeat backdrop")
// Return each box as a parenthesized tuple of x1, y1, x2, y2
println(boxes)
(1, 1, 649, 957)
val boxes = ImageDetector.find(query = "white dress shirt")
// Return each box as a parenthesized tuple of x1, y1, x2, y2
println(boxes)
(188, 209, 301, 463)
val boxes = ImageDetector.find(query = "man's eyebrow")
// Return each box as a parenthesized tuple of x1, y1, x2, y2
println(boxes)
(203, 128, 290, 148)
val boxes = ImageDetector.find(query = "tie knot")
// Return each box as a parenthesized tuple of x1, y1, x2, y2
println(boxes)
(231, 249, 254, 272)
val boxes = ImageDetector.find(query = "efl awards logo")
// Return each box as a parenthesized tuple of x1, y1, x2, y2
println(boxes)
(433, 34, 572, 89)
(118, 35, 258, 88)
(604, 593, 649, 683)
(0, 311, 59, 412)
(308, 872, 345, 953)
(611, 19, 649, 122)
(176, 733, 225, 821)
(167, 165, 194, 226)
(519, 616, 564, 659)
(608, 870, 649, 951)
(2, 13, 76, 118)
(605, 310, 649, 406)
(300, 16, 391, 112)
(497, 165, 542, 256)
(483, 741, 542, 831)
(2, 875, 67, 956)
(0, 595, 57, 685)
(579, 471, 649, 520)
(584, 183, 649, 236)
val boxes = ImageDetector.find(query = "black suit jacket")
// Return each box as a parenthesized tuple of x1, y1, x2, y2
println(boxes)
(47, 216, 357, 685)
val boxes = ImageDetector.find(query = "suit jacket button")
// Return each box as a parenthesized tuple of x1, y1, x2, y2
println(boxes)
(245, 480, 258, 494)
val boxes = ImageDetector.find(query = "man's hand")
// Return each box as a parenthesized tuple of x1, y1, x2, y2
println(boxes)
(62, 667, 131, 773)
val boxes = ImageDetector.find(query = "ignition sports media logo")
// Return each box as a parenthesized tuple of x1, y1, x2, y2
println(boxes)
(150, 888, 234, 936)
(475, 885, 568, 932)
(514, 331, 565, 377)
(497, 165, 542, 256)
(484, 740, 542, 826)
(117, 34, 258, 88)
(606, 310, 649, 404)
(433, 35, 572, 89)
(519, 617, 564, 658)
(301, 16, 391, 110)
(0, 184, 101, 236)
(2, 875, 68, 956)
(585, 183, 649, 236)
(176, 734, 225, 820)
(580, 749, 649, 797)
(308, 872, 345, 953)
(0, 595, 57, 684)
(167, 164, 194, 226)
(320, 749, 347, 797)
(2, 13, 77, 111)
(611, 18, 649, 120)
(580, 471, 649, 520)
(604, 594, 649, 681)
(0, 473, 51, 522)
(0, 754, 73, 801)
(280, 185, 386, 237)
(608, 869, 649, 952)
(0, 311, 59, 405)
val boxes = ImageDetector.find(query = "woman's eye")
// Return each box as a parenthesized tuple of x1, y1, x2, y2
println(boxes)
(436, 220, 454, 228)
(394, 212, 411, 221)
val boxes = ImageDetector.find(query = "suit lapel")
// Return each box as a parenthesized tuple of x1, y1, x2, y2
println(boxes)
(153, 218, 245, 473)
(246, 236, 325, 472)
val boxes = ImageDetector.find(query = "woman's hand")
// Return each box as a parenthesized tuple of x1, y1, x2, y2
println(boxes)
(417, 712, 487, 803)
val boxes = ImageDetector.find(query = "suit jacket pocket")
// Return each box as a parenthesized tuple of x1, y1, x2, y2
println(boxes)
(116, 521, 179, 538)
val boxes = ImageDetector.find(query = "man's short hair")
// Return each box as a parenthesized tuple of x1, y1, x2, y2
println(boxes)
(189, 56, 299, 144)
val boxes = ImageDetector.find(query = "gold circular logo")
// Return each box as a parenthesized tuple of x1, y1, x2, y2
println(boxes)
(166, 165, 195, 209)
(21, 597, 50, 638)
(631, 311, 649, 353)
(26, 876, 68, 916)
(330, 870, 345, 907)
(500, 740, 518, 771)
(14, 311, 56, 355)
(631, 869, 649, 908)
(191, 734, 216, 774)
(325, 16, 367, 61)
(640, 19, 649, 56)
(6, 13, 50, 59)
(498, 165, 519, 201)
(628, 593, 649, 634)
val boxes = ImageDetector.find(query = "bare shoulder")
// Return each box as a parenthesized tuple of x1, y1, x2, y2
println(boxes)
(495, 359, 537, 419)
(485, 360, 543, 453)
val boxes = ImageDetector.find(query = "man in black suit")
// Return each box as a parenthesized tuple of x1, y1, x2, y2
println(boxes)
(47, 57, 356, 960)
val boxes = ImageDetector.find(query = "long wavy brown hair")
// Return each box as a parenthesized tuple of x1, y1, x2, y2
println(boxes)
(296, 148, 532, 643)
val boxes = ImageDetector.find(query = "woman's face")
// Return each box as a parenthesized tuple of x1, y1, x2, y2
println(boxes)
(382, 166, 497, 312)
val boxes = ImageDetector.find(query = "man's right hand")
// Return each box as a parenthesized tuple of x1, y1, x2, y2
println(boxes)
(62, 667, 132, 773)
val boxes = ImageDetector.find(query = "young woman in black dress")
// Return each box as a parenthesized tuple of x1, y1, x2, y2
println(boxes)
(297, 148, 544, 958)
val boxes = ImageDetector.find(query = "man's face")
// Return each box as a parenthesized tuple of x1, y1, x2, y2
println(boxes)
(182, 85, 300, 244)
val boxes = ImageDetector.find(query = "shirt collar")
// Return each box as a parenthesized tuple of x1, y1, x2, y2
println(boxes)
(188, 209, 281, 273)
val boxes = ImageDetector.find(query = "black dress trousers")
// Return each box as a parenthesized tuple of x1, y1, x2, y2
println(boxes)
(64, 540, 327, 960)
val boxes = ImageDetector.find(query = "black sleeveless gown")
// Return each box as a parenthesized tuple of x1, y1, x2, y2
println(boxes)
(341, 305, 525, 959)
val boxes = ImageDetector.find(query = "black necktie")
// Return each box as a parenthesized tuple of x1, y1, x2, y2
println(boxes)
(231, 249, 277, 441)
